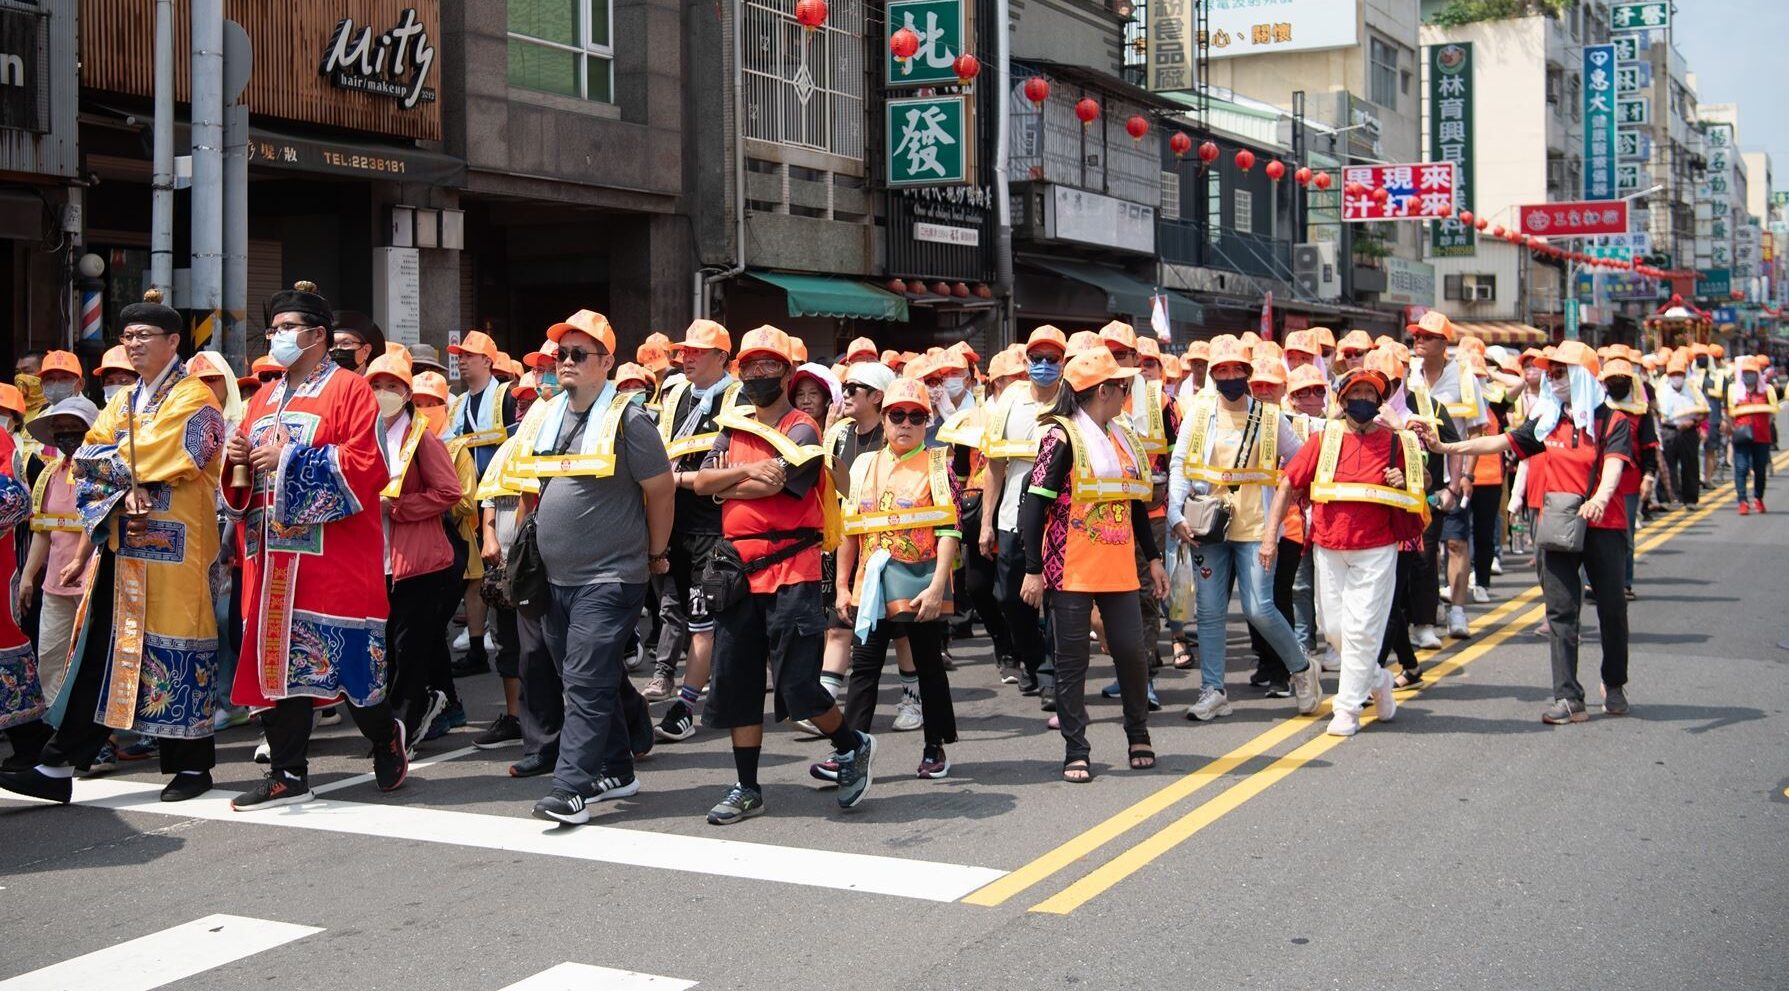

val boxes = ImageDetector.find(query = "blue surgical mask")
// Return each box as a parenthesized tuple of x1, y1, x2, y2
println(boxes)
(269, 329, 307, 366)
(1028, 359, 1061, 387)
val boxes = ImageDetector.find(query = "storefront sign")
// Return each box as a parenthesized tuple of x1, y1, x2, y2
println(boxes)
(1588, 232, 1650, 261)
(245, 129, 465, 186)
(886, 95, 969, 187)
(373, 247, 421, 346)
(1617, 128, 1650, 162)
(1614, 60, 1652, 95)
(1519, 200, 1629, 237)
(1616, 96, 1649, 126)
(1046, 185, 1155, 255)
(1583, 44, 1617, 199)
(1616, 162, 1644, 195)
(0, 7, 46, 133)
(1146, 0, 1191, 91)
(1203, 0, 1357, 59)
(321, 7, 437, 109)
(1339, 162, 1457, 222)
(1428, 43, 1474, 257)
(1381, 257, 1436, 307)
(1697, 268, 1731, 298)
(886, 0, 965, 87)
(914, 222, 979, 246)
(1611, 1, 1669, 31)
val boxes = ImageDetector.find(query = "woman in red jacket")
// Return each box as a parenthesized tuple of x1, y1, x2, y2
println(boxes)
(367, 353, 467, 746)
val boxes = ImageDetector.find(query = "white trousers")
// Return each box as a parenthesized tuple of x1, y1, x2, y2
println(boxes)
(1313, 543, 1399, 713)
(37, 592, 82, 699)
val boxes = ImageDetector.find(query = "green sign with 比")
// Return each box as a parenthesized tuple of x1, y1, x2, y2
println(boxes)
(887, 0, 967, 87)
(1429, 42, 1474, 256)
(886, 95, 968, 187)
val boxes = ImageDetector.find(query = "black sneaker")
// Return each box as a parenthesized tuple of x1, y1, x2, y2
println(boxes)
(591, 773, 640, 802)
(654, 700, 696, 742)
(533, 788, 588, 825)
(627, 699, 654, 760)
(1018, 668, 1041, 696)
(374, 720, 410, 792)
(1263, 681, 1292, 699)
(160, 771, 213, 802)
(996, 656, 1020, 685)
(917, 746, 950, 780)
(0, 767, 73, 804)
(231, 770, 313, 812)
(407, 691, 447, 757)
(1039, 684, 1057, 713)
(833, 731, 876, 810)
(472, 714, 523, 750)
(706, 783, 765, 825)
(508, 752, 554, 777)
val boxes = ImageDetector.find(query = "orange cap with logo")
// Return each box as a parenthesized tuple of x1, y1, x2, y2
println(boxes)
(1309, 326, 1337, 351)
(1098, 321, 1138, 351)
(1287, 364, 1327, 395)
(0, 383, 26, 417)
(525, 340, 559, 369)
(1066, 330, 1103, 356)
(845, 336, 879, 362)
(1025, 325, 1068, 354)
(1665, 352, 1689, 375)
(1206, 334, 1250, 373)
(1545, 339, 1600, 374)
(1136, 336, 1162, 360)
(881, 349, 905, 369)
(448, 330, 500, 361)
(1458, 334, 1486, 356)
(40, 350, 83, 381)
(615, 363, 653, 389)
(366, 351, 413, 390)
(1337, 329, 1374, 355)
(789, 337, 809, 363)
(1363, 348, 1405, 384)
(882, 377, 932, 414)
(186, 354, 227, 380)
(1063, 348, 1140, 392)
(636, 341, 671, 373)
(413, 371, 451, 404)
(1598, 358, 1636, 382)
(987, 348, 1024, 381)
(737, 325, 795, 365)
(1282, 330, 1319, 357)
(1184, 340, 1211, 362)
(251, 354, 284, 378)
(677, 319, 731, 355)
(930, 347, 969, 372)
(1407, 310, 1457, 342)
(1162, 353, 1183, 380)
(949, 340, 980, 364)
(98, 346, 135, 376)
(547, 310, 618, 353)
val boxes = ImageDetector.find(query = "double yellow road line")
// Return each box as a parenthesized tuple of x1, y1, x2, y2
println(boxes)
(965, 448, 1789, 915)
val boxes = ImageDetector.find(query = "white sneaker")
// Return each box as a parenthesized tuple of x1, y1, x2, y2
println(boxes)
(1186, 687, 1232, 721)
(254, 740, 271, 764)
(1320, 647, 1341, 672)
(1413, 625, 1443, 650)
(1371, 668, 1397, 722)
(451, 628, 471, 651)
(316, 706, 341, 727)
(483, 631, 498, 651)
(1470, 584, 1490, 604)
(1291, 664, 1324, 715)
(1326, 707, 1361, 737)
(892, 693, 923, 732)
(1490, 556, 1504, 576)
(1447, 607, 1470, 639)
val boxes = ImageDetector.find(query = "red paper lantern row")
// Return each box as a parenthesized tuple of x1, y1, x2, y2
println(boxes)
(1074, 97, 1100, 126)
(1264, 160, 1285, 182)
(1197, 140, 1219, 164)
(890, 26, 919, 61)
(952, 54, 980, 87)
(794, 0, 828, 32)
(1294, 166, 1312, 187)
(1125, 114, 1149, 141)
(1312, 171, 1332, 190)
(1234, 149, 1255, 172)
(1023, 76, 1049, 105)
(1169, 132, 1193, 158)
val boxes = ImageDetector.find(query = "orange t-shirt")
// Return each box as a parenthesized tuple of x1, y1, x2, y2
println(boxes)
(713, 408, 825, 595)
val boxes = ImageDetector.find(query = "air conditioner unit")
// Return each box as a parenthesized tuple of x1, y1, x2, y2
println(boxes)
(1470, 282, 1494, 301)
(1293, 242, 1341, 300)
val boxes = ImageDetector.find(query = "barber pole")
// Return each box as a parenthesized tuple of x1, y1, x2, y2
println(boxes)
(81, 288, 104, 341)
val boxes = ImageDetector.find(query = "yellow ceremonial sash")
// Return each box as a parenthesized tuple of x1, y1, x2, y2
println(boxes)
(1309, 421, 1428, 520)
(983, 389, 1041, 459)
(514, 390, 632, 479)
(1727, 383, 1779, 418)
(1180, 397, 1282, 487)
(449, 381, 510, 447)
(1132, 381, 1169, 455)
(714, 407, 826, 465)
(30, 459, 81, 532)
(842, 447, 959, 536)
(379, 416, 431, 499)
(1445, 360, 1480, 420)
(659, 380, 743, 460)
(1053, 415, 1152, 504)
(936, 407, 984, 448)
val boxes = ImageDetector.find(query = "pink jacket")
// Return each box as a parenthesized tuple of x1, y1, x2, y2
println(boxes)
(388, 427, 463, 581)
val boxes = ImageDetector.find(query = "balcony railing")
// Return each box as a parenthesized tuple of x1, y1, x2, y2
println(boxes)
(1158, 218, 1292, 281)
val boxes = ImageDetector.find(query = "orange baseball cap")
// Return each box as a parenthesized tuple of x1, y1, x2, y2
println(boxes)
(615, 362, 654, 390)
(1066, 330, 1104, 356)
(1458, 335, 1486, 356)
(413, 371, 451, 404)
(186, 353, 228, 380)
(546, 310, 618, 353)
(676, 319, 732, 355)
(1665, 352, 1689, 375)
(636, 342, 671, 373)
(98, 346, 135, 377)
(1206, 334, 1250, 373)
(987, 347, 1024, 381)
(845, 336, 879, 362)
(251, 354, 284, 377)
(1248, 359, 1286, 387)
(0, 384, 25, 417)
(448, 330, 500, 362)
(1598, 358, 1636, 382)
(737, 325, 795, 365)
(903, 355, 935, 382)
(644, 331, 673, 351)
(789, 337, 809, 363)
(510, 370, 540, 402)
(1640, 354, 1660, 372)
(1309, 327, 1337, 351)
(1287, 364, 1327, 395)
(1098, 321, 1139, 352)
(525, 340, 559, 369)
(1337, 367, 1390, 399)
(1545, 340, 1600, 374)
(1184, 340, 1211, 363)
(1407, 310, 1457, 341)
(1062, 348, 1140, 392)
(1136, 337, 1162, 360)
(1253, 341, 1284, 368)
(949, 340, 981, 364)
(882, 377, 932, 414)
(40, 350, 83, 381)
(930, 347, 969, 373)
(1711, 343, 1727, 358)
(1465, 352, 1490, 378)
(1363, 348, 1406, 384)
(1025, 325, 1068, 355)
(1687, 342, 1710, 357)
(1283, 330, 1320, 357)
(899, 351, 920, 368)
(1337, 330, 1374, 355)
(1161, 353, 1183, 380)
(1518, 347, 1547, 366)
(881, 349, 906, 368)
(367, 352, 414, 390)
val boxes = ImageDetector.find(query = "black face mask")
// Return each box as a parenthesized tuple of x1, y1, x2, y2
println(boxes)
(52, 432, 84, 455)
(740, 376, 785, 407)
(1214, 377, 1249, 401)
(1344, 398, 1380, 424)
(1604, 379, 1632, 401)
(1696, 356, 1710, 369)
(330, 347, 361, 371)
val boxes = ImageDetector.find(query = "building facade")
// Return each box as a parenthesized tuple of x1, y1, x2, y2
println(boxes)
(1, 0, 79, 364)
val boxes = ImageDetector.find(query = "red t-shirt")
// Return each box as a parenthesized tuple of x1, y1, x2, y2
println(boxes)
(1282, 426, 1425, 551)
(1730, 387, 1775, 443)
(1506, 407, 1634, 532)
(709, 408, 825, 594)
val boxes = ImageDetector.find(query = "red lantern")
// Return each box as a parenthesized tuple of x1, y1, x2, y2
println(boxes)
(888, 278, 907, 294)
(1294, 166, 1313, 187)
(1125, 114, 1149, 141)
(1234, 149, 1255, 172)
(794, 0, 828, 32)
(1197, 141, 1220, 165)
(1730, 289, 1745, 301)
(1074, 97, 1100, 126)
(1312, 171, 1332, 190)
(1491, 225, 1505, 237)
(890, 26, 920, 61)
(952, 53, 980, 87)
(1475, 218, 1488, 231)
(1265, 160, 1286, 182)
(1170, 132, 1193, 158)
(1458, 210, 1474, 226)
(931, 281, 951, 297)
(1370, 187, 1389, 205)
(952, 282, 970, 298)
(975, 283, 994, 299)
(1023, 76, 1049, 105)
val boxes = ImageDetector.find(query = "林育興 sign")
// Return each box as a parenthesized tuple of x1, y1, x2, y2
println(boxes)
(1428, 42, 1475, 257)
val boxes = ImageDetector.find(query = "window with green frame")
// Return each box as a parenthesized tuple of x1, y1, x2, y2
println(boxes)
(508, 0, 614, 104)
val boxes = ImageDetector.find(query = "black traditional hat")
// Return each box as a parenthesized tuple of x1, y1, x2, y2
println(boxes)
(267, 280, 334, 330)
(118, 288, 182, 337)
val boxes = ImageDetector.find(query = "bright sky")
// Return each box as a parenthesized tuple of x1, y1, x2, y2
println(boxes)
(1673, 0, 1789, 179)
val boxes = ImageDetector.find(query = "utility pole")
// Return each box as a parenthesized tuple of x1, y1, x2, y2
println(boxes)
(190, 0, 224, 349)
(150, 0, 174, 295)
(222, 20, 253, 369)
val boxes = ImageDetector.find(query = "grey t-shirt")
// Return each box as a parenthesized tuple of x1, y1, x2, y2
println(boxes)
(536, 402, 671, 587)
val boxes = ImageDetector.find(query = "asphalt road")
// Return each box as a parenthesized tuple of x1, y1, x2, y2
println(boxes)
(3, 447, 1787, 991)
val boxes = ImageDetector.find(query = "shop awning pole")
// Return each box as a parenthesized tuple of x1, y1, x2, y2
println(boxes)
(150, 0, 174, 296)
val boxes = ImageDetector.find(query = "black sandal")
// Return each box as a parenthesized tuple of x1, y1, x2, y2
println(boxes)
(1171, 640, 1196, 670)
(1127, 745, 1156, 771)
(1393, 667, 1424, 690)
(1062, 758, 1093, 783)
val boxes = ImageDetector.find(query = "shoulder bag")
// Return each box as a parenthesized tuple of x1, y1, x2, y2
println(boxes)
(1535, 418, 1602, 555)
(507, 404, 595, 619)
(1180, 401, 1263, 542)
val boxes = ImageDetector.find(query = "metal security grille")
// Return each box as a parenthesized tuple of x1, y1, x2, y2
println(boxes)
(742, 0, 866, 160)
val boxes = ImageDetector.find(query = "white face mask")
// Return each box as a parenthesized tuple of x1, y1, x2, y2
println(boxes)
(1550, 376, 1571, 401)
(103, 383, 126, 402)
(1668, 374, 1686, 389)
(943, 374, 968, 400)
(41, 380, 77, 403)
(269, 329, 310, 366)
(375, 390, 407, 417)
(927, 384, 948, 413)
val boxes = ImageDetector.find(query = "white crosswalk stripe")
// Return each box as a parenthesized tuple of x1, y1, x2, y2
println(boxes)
(0, 914, 320, 991)
(496, 963, 697, 991)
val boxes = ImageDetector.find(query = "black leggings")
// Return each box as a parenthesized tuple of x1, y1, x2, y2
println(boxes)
(1050, 589, 1150, 764)
(261, 695, 395, 779)
(844, 618, 956, 747)
(958, 500, 1013, 660)
(387, 566, 461, 738)
(1469, 485, 1503, 588)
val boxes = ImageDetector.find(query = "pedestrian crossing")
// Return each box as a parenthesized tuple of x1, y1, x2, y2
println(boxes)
(0, 915, 698, 991)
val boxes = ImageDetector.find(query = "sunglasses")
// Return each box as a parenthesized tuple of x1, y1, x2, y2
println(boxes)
(885, 408, 927, 425)
(1110, 348, 1138, 362)
(558, 346, 608, 365)
(1292, 388, 1327, 400)
(1026, 352, 1062, 365)
(842, 382, 874, 397)
(922, 377, 945, 388)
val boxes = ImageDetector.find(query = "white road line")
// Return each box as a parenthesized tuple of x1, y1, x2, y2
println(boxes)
(497, 963, 697, 991)
(24, 779, 1006, 903)
(311, 745, 480, 796)
(0, 914, 320, 991)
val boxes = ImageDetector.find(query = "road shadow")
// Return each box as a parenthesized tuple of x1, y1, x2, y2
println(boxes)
(1627, 702, 1766, 735)
(0, 806, 188, 875)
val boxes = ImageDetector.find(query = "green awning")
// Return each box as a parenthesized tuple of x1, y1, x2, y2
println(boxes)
(1026, 259, 1206, 325)
(751, 272, 909, 322)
